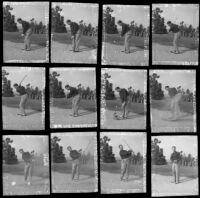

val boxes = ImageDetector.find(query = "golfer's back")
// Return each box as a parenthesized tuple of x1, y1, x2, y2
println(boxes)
(22, 152, 32, 163)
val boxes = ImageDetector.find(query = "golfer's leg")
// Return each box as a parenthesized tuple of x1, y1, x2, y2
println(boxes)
(126, 159, 130, 180)
(120, 160, 125, 180)
(126, 34, 132, 52)
(172, 163, 175, 182)
(124, 33, 128, 52)
(21, 95, 26, 115)
(176, 164, 180, 183)
(72, 97, 75, 116)
(19, 96, 24, 114)
(76, 162, 80, 180)
(24, 33, 27, 50)
(74, 95, 78, 116)
(24, 164, 28, 181)
(121, 103, 126, 118)
(75, 33, 81, 51)
(71, 36, 75, 51)
(72, 162, 75, 180)
(173, 33, 178, 52)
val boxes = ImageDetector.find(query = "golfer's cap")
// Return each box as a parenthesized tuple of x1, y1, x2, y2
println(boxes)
(65, 84, 70, 88)
(118, 144, 123, 148)
(19, 148, 23, 152)
(13, 83, 18, 87)
(66, 19, 71, 23)
(17, 18, 22, 21)
(167, 21, 172, 24)
(117, 20, 122, 24)
(165, 86, 169, 89)
(67, 146, 72, 150)
(115, 86, 120, 90)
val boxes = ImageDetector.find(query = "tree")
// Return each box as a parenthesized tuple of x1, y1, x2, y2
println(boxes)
(51, 136, 66, 163)
(102, 73, 115, 100)
(152, 8, 167, 34)
(150, 73, 164, 100)
(2, 69, 14, 97)
(103, 7, 118, 34)
(3, 5, 18, 32)
(49, 71, 65, 98)
(100, 136, 116, 163)
(51, 6, 67, 33)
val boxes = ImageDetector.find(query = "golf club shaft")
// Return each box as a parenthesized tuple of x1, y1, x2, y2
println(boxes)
(19, 74, 28, 85)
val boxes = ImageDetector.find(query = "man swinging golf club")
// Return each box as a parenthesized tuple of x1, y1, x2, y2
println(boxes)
(17, 18, 33, 51)
(13, 75, 28, 116)
(119, 144, 133, 182)
(67, 146, 82, 181)
(167, 21, 181, 54)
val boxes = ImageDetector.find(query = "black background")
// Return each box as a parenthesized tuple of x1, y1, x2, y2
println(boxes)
(1, 0, 200, 198)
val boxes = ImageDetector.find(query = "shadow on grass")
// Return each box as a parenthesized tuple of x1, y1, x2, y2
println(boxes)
(78, 111, 95, 116)
(26, 110, 41, 116)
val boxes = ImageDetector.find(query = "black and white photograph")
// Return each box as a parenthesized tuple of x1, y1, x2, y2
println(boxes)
(150, 70, 196, 132)
(152, 4, 199, 65)
(2, 67, 45, 130)
(102, 5, 149, 66)
(101, 68, 147, 129)
(3, 135, 50, 195)
(50, 67, 97, 128)
(3, 2, 49, 63)
(51, 132, 98, 193)
(100, 132, 146, 194)
(51, 2, 98, 63)
(151, 136, 198, 196)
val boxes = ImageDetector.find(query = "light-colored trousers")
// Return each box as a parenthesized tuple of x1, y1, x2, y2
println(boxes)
(72, 158, 80, 180)
(19, 94, 28, 115)
(124, 31, 133, 52)
(170, 93, 182, 118)
(24, 28, 32, 50)
(172, 162, 180, 183)
(24, 162, 32, 182)
(72, 31, 82, 51)
(72, 94, 81, 116)
(173, 32, 181, 52)
(121, 158, 130, 180)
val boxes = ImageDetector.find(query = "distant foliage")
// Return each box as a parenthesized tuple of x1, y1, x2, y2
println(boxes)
(149, 73, 164, 100)
(151, 138, 167, 165)
(2, 69, 14, 97)
(100, 136, 116, 163)
(152, 8, 167, 34)
(3, 5, 18, 32)
(103, 7, 118, 34)
(51, 6, 67, 33)
(102, 72, 115, 100)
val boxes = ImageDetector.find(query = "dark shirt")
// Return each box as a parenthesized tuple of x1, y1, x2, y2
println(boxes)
(169, 24, 180, 33)
(22, 21, 31, 34)
(22, 152, 32, 163)
(121, 23, 131, 36)
(70, 150, 81, 160)
(67, 87, 79, 98)
(168, 87, 177, 98)
(170, 151, 181, 162)
(119, 89, 129, 103)
(16, 85, 27, 96)
(119, 150, 132, 159)
(70, 22, 79, 36)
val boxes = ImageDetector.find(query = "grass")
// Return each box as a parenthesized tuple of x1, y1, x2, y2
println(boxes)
(52, 159, 95, 178)
(52, 32, 97, 49)
(101, 160, 144, 178)
(151, 99, 194, 114)
(103, 33, 149, 49)
(3, 31, 47, 47)
(2, 97, 42, 112)
(152, 34, 198, 50)
(3, 156, 49, 179)
(152, 164, 198, 179)
(106, 100, 146, 115)
(51, 98, 96, 112)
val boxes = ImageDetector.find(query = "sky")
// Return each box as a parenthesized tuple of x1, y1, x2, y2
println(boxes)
(3, 2, 49, 27)
(103, 69, 147, 94)
(104, 5, 150, 28)
(3, 67, 45, 90)
(50, 68, 96, 91)
(52, 3, 98, 27)
(152, 4, 199, 28)
(51, 132, 96, 158)
(101, 132, 146, 159)
(3, 135, 49, 160)
(152, 136, 198, 160)
(150, 70, 196, 95)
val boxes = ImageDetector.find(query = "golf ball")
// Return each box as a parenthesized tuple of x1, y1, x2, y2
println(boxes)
(11, 181, 16, 186)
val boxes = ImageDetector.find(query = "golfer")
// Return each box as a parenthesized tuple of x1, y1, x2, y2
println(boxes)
(115, 87, 129, 119)
(117, 20, 133, 53)
(167, 21, 181, 54)
(65, 84, 81, 117)
(19, 149, 34, 185)
(17, 18, 32, 51)
(66, 19, 81, 52)
(13, 83, 28, 116)
(67, 146, 82, 181)
(170, 146, 181, 184)
(119, 144, 132, 181)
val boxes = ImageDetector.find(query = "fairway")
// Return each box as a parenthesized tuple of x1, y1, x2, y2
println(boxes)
(3, 32, 48, 62)
(152, 164, 198, 196)
(51, 33, 97, 63)
(101, 161, 145, 193)
(52, 161, 96, 192)
(102, 34, 149, 66)
(152, 34, 198, 65)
